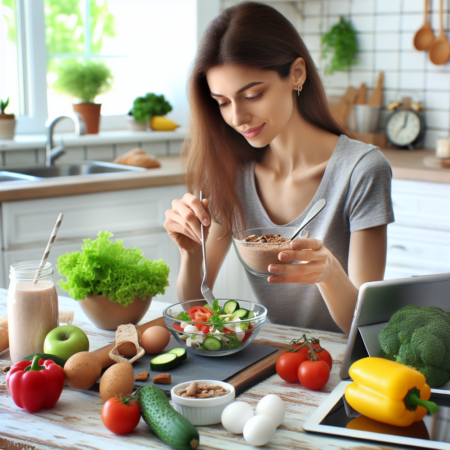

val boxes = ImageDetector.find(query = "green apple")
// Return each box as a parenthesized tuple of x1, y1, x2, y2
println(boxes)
(44, 325, 89, 361)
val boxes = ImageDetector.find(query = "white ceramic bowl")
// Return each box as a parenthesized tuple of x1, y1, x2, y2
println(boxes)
(171, 380, 235, 426)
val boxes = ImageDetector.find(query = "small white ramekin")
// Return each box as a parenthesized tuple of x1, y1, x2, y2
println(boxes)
(171, 380, 235, 426)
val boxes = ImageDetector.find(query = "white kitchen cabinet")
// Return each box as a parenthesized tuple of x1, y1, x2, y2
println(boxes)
(0, 184, 186, 304)
(385, 179, 450, 279)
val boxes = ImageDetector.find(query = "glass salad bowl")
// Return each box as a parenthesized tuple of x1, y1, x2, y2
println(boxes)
(163, 299, 267, 357)
(232, 227, 308, 277)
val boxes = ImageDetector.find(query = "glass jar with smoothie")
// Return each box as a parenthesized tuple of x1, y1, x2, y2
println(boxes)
(7, 261, 59, 364)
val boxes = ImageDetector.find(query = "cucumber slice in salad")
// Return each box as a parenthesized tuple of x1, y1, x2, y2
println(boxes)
(150, 353, 179, 371)
(247, 310, 255, 319)
(231, 308, 249, 319)
(223, 300, 239, 314)
(203, 336, 223, 351)
(168, 347, 187, 362)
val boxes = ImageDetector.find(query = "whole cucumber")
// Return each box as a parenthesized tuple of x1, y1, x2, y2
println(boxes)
(137, 386, 199, 450)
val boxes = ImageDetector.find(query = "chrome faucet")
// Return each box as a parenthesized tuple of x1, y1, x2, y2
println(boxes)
(45, 113, 87, 167)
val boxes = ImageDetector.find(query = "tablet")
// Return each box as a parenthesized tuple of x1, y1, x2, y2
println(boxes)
(303, 381, 450, 450)
(340, 272, 450, 387)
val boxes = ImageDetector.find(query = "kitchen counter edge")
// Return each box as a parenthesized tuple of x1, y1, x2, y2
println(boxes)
(0, 150, 447, 202)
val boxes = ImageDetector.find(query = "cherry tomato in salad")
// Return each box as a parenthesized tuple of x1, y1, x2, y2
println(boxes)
(101, 395, 141, 435)
(173, 324, 184, 332)
(298, 360, 330, 390)
(188, 306, 213, 331)
(200, 325, 210, 334)
(242, 323, 253, 343)
(276, 352, 308, 383)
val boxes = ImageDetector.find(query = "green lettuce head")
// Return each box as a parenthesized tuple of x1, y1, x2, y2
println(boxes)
(57, 231, 169, 306)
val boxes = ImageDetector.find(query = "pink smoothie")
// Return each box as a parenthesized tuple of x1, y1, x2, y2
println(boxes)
(8, 281, 58, 364)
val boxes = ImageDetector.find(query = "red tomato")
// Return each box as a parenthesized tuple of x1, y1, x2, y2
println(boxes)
(242, 323, 254, 343)
(101, 396, 141, 435)
(294, 344, 333, 370)
(276, 352, 308, 383)
(173, 324, 184, 332)
(188, 306, 213, 331)
(201, 325, 210, 334)
(223, 328, 234, 335)
(298, 360, 330, 390)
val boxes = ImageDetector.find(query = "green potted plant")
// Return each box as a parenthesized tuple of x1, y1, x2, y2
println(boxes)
(321, 16, 358, 74)
(57, 231, 170, 330)
(0, 98, 16, 140)
(128, 93, 173, 131)
(53, 60, 113, 134)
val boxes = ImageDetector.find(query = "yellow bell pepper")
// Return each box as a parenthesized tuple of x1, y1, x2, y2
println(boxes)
(345, 357, 438, 427)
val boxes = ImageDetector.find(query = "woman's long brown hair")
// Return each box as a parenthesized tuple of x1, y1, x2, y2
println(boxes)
(183, 1, 345, 233)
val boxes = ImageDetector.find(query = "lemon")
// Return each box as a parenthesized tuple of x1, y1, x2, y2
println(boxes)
(150, 116, 179, 131)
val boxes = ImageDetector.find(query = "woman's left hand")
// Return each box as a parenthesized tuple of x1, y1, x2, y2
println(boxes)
(268, 238, 332, 284)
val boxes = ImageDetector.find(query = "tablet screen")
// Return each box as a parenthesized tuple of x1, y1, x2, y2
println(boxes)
(320, 393, 450, 444)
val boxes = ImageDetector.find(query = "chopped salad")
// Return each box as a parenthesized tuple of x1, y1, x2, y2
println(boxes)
(170, 300, 258, 352)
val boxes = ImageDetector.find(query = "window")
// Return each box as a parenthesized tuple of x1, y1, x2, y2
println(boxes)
(1, 0, 206, 135)
(0, 0, 20, 115)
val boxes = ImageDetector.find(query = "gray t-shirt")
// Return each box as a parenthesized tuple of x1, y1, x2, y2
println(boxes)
(235, 135, 395, 333)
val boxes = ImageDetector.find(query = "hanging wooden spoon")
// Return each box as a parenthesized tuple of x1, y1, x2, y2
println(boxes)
(413, 0, 434, 51)
(429, 0, 450, 65)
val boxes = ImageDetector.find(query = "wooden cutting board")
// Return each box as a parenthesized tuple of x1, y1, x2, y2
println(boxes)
(92, 316, 290, 396)
(226, 339, 290, 396)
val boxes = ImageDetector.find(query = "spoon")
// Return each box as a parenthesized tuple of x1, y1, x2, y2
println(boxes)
(413, 0, 434, 51)
(429, 0, 450, 65)
(289, 199, 327, 241)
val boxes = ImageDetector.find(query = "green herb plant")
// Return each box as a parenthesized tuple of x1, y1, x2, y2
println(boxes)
(131, 93, 172, 124)
(321, 16, 358, 75)
(0, 97, 11, 115)
(57, 231, 169, 306)
(53, 60, 113, 104)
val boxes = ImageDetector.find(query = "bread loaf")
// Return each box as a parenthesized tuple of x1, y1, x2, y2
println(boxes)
(113, 148, 161, 169)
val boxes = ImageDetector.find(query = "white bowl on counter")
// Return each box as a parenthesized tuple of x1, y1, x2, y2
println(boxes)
(171, 380, 235, 426)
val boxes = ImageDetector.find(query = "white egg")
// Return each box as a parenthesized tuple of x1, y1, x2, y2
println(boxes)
(221, 401, 254, 434)
(243, 415, 276, 446)
(256, 394, 285, 427)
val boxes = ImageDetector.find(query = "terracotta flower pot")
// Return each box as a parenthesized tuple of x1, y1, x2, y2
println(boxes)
(79, 294, 152, 330)
(72, 103, 102, 134)
(0, 114, 16, 140)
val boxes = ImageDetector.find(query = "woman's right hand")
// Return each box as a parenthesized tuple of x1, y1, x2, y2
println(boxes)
(164, 193, 210, 252)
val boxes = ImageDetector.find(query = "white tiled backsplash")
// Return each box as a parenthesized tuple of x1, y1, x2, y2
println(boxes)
(222, 0, 450, 149)
(0, 135, 184, 168)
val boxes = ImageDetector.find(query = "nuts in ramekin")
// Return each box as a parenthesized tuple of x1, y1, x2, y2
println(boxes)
(176, 381, 230, 399)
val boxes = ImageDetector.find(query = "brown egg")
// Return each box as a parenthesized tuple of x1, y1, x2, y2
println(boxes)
(118, 330, 142, 357)
(64, 352, 102, 390)
(99, 362, 134, 402)
(141, 326, 171, 354)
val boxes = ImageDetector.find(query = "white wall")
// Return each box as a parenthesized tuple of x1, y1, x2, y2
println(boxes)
(221, 0, 450, 149)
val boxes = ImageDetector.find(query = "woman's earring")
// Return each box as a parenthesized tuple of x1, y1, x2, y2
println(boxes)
(297, 85, 303, 97)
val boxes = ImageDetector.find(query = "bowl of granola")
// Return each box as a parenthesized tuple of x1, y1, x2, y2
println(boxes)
(232, 227, 308, 277)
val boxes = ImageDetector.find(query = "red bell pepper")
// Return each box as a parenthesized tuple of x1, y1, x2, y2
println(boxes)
(6, 356, 65, 413)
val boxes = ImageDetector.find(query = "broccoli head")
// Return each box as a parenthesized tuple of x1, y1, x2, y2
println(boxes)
(378, 305, 450, 388)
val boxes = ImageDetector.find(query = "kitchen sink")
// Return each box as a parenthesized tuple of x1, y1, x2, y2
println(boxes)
(0, 171, 40, 183)
(3, 161, 146, 179)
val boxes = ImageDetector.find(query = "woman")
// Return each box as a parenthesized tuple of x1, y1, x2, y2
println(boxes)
(164, 2, 394, 335)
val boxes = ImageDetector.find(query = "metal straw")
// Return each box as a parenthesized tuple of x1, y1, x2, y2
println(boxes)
(33, 213, 64, 284)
